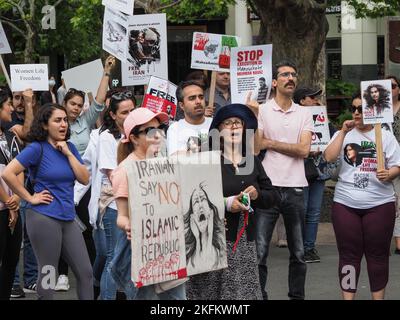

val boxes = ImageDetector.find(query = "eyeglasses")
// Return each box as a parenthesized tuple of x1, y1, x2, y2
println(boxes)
(392, 83, 399, 90)
(67, 88, 85, 98)
(111, 91, 134, 101)
(277, 72, 298, 79)
(351, 105, 362, 113)
(221, 119, 244, 128)
(134, 123, 168, 138)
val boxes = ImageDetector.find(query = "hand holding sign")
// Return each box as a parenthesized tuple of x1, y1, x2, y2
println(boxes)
(376, 169, 391, 182)
(104, 55, 116, 73)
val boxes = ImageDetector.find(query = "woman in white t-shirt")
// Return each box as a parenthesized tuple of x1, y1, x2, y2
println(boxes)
(96, 91, 135, 300)
(324, 92, 400, 300)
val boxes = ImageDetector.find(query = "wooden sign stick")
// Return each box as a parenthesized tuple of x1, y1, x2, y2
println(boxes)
(375, 124, 384, 170)
(0, 55, 11, 88)
(208, 71, 217, 115)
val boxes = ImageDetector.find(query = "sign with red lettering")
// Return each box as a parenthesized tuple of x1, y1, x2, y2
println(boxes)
(310, 106, 331, 151)
(230, 44, 272, 104)
(191, 32, 241, 72)
(142, 76, 177, 122)
(124, 151, 227, 287)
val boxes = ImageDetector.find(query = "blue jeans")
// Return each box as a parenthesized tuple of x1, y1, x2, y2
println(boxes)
(256, 187, 307, 300)
(135, 283, 186, 300)
(92, 213, 106, 288)
(303, 180, 325, 251)
(100, 207, 124, 300)
(13, 201, 38, 287)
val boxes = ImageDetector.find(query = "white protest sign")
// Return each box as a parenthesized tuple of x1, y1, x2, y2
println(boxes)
(361, 79, 394, 125)
(122, 13, 168, 86)
(309, 106, 331, 152)
(191, 32, 241, 72)
(230, 44, 272, 104)
(61, 59, 104, 96)
(0, 22, 11, 54)
(103, 7, 129, 62)
(125, 151, 227, 287)
(142, 76, 177, 122)
(10, 64, 48, 91)
(102, 0, 134, 15)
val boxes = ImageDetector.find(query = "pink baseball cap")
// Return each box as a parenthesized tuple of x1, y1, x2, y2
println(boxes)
(121, 108, 169, 143)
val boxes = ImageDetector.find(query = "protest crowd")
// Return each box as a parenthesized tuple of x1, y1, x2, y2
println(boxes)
(1, 3, 400, 302)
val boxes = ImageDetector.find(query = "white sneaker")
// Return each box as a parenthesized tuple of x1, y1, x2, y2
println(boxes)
(55, 275, 70, 291)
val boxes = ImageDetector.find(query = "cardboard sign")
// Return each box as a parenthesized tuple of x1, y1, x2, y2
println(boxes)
(0, 22, 11, 54)
(10, 64, 49, 91)
(125, 151, 227, 287)
(142, 76, 177, 121)
(361, 80, 394, 125)
(102, 0, 134, 15)
(61, 59, 104, 96)
(230, 44, 272, 104)
(309, 106, 331, 151)
(122, 13, 168, 86)
(103, 7, 129, 62)
(191, 32, 241, 72)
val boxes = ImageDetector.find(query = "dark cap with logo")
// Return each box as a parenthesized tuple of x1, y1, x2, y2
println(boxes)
(293, 87, 322, 105)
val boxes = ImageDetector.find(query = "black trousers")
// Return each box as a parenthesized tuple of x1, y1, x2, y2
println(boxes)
(0, 209, 22, 299)
(58, 188, 96, 275)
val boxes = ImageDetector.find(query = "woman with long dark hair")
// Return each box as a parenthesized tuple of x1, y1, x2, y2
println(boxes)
(0, 86, 23, 299)
(2, 103, 93, 300)
(96, 91, 135, 299)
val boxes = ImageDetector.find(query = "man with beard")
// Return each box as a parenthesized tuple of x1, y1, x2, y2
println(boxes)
(167, 81, 212, 156)
(255, 60, 313, 300)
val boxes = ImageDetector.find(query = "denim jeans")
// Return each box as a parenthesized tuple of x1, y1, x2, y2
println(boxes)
(92, 213, 106, 288)
(13, 200, 38, 287)
(100, 207, 124, 300)
(303, 180, 325, 251)
(256, 187, 307, 300)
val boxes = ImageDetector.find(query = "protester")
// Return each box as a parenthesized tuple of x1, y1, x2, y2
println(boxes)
(167, 80, 212, 156)
(40, 76, 57, 105)
(324, 92, 400, 300)
(0, 86, 23, 300)
(256, 60, 313, 300)
(187, 103, 278, 300)
(97, 91, 135, 299)
(2, 103, 93, 300)
(57, 77, 67, 105)
(293, 86, 335, 263)
(205, 72, 231, 116)
(386, 75, 400, 254)
(111, 108, 186, 299)
(56, 55, 115, 291)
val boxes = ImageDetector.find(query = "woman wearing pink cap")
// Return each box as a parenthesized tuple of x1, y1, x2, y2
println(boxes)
(111, 108, 186, 299)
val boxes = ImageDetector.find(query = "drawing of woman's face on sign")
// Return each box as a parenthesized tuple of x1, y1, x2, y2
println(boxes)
(361, 80, 394, 125)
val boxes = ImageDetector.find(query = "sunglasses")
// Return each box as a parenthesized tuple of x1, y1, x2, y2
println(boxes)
(112, 90, 133, 100)
(351, 105, 362, 113)
(133, 123, 168, 138)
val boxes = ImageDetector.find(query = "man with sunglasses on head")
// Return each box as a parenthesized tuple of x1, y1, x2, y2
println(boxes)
(167, 80, 212, 156)
(256, 60, 313, 300)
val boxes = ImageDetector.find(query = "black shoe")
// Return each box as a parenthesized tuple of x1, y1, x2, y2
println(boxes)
(10, 286, 26, 298)
(304, 249, 320, 263)
(395, 248, 400, 255)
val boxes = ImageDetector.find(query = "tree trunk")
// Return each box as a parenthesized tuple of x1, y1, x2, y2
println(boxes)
(250, 1, 328, 92)
(24, 31, 35, 64)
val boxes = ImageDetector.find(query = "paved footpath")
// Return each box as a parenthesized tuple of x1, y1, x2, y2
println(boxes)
(16, 223, 400, 300)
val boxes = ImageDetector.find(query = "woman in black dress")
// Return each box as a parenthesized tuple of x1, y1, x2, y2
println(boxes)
(187, 103, 278, 300)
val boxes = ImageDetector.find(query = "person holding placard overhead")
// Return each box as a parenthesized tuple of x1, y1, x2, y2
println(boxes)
(324, 91, 400, 300)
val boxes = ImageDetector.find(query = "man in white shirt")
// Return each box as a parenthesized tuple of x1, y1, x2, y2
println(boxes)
(167, 81, 212, 156)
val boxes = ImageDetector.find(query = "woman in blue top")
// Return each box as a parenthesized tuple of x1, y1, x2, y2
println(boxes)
(2, 103, 92, 300)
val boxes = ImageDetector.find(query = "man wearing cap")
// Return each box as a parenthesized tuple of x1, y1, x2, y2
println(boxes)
(293, 87, 322, 106)
(167, 80, 212, 156)
(256, 60, 313, 300)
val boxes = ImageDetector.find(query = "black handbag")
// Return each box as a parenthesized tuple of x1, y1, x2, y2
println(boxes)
(304, 158, 319, 183)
